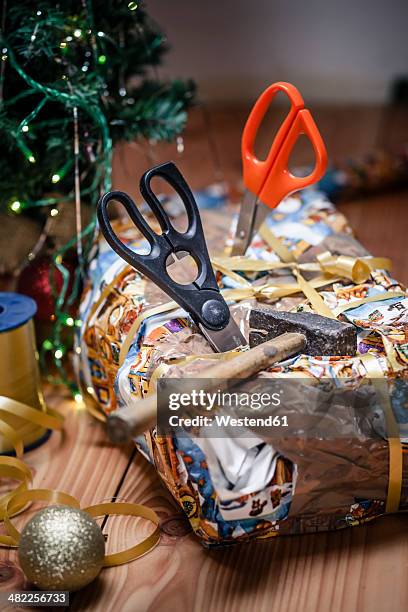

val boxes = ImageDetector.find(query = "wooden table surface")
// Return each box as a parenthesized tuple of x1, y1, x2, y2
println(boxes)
(1, 103, 408, 612)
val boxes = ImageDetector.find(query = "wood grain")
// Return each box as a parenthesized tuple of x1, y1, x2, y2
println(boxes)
(337, 190, 408, 286)
(72, 452, 408, 612)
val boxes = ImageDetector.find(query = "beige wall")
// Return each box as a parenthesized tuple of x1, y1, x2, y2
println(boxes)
(147, 0, 408, 103)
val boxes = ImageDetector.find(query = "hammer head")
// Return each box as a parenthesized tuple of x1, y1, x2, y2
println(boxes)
(249, 306, 357, 356)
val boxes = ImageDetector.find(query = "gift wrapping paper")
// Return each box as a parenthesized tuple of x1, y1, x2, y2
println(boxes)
(77, 185, 408, 547)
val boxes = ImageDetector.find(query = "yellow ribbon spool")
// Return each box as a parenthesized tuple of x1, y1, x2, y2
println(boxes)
(0, 292, 64, 522)
(0, 292, 54, 453)
(0, 293, 160, 563)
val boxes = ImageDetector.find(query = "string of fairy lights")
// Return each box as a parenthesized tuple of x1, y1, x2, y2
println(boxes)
(1, 1, 152, 402)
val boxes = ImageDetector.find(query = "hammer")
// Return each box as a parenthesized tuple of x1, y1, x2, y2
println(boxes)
(106, 308, 356, 444)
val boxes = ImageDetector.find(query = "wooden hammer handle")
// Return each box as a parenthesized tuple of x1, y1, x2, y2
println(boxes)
(107, 332, 306, 443)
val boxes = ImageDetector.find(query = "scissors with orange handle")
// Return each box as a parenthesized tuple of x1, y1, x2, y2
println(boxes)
(231, 82, 328, 256)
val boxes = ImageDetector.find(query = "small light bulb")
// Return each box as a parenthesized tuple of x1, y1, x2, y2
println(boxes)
(31, 34, 36, 42)
(66, 316, 75, 327)
(97, 31, 104, 37)
(73, 29, 82, 38)
(1, 55, 7, 61)
(51, 173, 61, 183)
(98, 54, 106, 65)
(43, 339, 53, 350)
(81, 65, 89, 72)
(60, 41, 67, 48)
(50, 208, 59, 217)
(66, 36, 73, 42)
(75, 346, 82, 355)
(176, 136, 184, 154)
(10, 200, 21, 212)
(54, 349, 63, 360)
(74, 393, 83, 404)
(128, 1, 138, 10)
(27, 252, 35, 261)
(28, 155, 36, 163)
(55, 255, 62, 264)
(75, 319, 82, 327)
(21, 125, 29, 132)
(36, 10, 42, 16)
(86, 386, 94, 395)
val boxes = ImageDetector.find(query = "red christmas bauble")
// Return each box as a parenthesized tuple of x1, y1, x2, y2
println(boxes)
(17, 256, 76, 322)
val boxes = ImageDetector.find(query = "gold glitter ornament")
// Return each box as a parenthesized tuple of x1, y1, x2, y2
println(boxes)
(18, 505, 105, 591)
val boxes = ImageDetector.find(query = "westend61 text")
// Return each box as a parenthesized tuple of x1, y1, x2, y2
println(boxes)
(168, 414, 289, 428)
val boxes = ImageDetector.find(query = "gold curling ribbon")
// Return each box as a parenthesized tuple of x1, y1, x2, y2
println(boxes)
(0, 312, 159, 565)
(3, 490, 160, 564)
(0, 316, 64, 450)
(0, 315, 64, 520)
(85, 502, 160, 566)
(4, 489, 81, 545)
(258, 214, 391, 281)
(212, 255, 291, 273)
(0, 397, 64, 433)
(211, 252, 392, 285)
(259, 225, 296, 262)
(222, 275, 339, 302)
(361, 353, 402, 513)
(0, 416, 24, 458)
(119, 301, 178, 367)
(0, 319, 49, 453)
(316, 252, 392, 284)
(211, 260, 252, 288)
(102, 242, 393, 369)
(118, 276, 339, 367)
(380, 332, 406, 373)
(0, 456, 33, 532)
(87, 264, 144, 323)
(333, 291, 406, 317)
(292, 269, 336, 319)
(118, 255, 398, 371)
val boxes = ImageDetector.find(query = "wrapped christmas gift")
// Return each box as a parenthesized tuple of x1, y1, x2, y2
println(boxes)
(77, 185, 408, 547)
(318, 144, 408, 201)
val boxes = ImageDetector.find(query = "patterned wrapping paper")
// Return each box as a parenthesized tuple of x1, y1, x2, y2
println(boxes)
(77, 186, 408, 548)
(317, 145, 408, 201)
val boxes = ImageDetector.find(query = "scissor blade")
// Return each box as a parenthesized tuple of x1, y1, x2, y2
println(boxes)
(199, 318, 247, 352)
(230, 190, 258, 256)
(251, 201, 271, 238)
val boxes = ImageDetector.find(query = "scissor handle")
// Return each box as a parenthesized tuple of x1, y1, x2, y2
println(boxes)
(242, 82, 305, 196)
(258, 108, 328, 209)
(97, 162, 231, 332)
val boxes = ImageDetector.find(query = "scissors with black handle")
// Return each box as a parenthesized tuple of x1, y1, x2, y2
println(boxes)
(97, 161, 246, 353)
